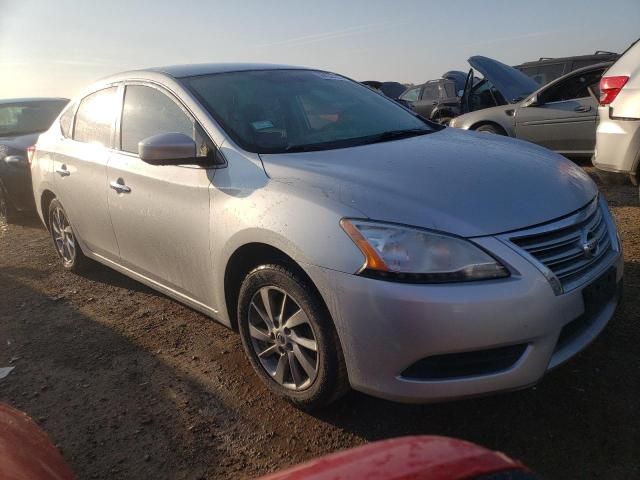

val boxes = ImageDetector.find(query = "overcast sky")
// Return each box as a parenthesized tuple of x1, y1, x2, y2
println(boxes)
(1, 0, 638, 98)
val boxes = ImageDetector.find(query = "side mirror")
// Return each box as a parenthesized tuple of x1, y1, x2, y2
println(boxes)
(522, 94, 541, 107)
(138, 132, 197, 165)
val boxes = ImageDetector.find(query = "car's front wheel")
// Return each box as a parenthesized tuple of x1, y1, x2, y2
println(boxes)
(48, 199, 91, 272)
(237, 264, 349, 410)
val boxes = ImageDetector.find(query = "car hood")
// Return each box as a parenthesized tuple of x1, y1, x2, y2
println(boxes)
(468, 56, 539, 103)
(260, 128, 597, 237)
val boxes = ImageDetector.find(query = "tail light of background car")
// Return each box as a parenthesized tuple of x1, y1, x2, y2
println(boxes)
(26, 145, 36, 165)
(599, 76, 629, 106)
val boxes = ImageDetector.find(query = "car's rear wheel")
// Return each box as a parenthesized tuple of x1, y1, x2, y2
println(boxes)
(48, 199, 91, 272)
(474, 123, 506, 135)
(0, 183, 19, 225)
(237, 264, 349, 410)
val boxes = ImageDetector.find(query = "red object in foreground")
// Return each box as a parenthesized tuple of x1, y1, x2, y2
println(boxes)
(259, 436, 531, 480)
(0, 403, 75, 480)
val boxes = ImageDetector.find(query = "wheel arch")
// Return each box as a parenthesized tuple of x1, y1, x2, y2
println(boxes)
(40, 189, 57, 231)
(223, 242, 328, 332)
(470, 121, 510, 136)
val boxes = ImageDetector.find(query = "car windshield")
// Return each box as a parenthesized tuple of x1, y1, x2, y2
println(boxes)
(182, 69, 434, 154)
(0, 100, 67, 137)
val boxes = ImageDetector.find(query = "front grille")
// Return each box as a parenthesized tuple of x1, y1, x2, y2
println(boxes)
(510, 200, 612, 291)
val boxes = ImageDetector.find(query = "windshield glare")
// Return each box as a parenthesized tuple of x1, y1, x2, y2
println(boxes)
(0, 100, 67, 137)
(183, 70, 432, 154)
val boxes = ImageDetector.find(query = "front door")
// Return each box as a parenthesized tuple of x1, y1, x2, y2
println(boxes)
(106, 83, 216, 305)
(515, 68, 604, 155)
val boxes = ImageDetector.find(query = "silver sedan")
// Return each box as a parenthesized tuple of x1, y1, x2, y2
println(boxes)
(31, 64, 623, 409)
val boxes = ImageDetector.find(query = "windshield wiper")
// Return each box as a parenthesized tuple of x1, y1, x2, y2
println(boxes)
(283, 129, 432, 153)
(367, 128, 432, 144)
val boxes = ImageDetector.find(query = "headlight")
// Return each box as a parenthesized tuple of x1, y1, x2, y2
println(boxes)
(341, 219, 509, 283)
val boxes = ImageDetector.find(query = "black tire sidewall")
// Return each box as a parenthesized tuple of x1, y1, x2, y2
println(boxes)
(237, 265, 347, 409)
(476, 124, 502, 134)
(0, 182, 18, 224)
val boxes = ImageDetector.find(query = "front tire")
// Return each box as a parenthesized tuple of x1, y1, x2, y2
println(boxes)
(48, 199, 91, 273)
(474, 123, 505, 135)
(237, 264, 349, 410)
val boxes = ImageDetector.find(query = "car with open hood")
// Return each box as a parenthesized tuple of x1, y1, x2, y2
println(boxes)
(31, 64, 622, 409)
(450, 62, 613, 158)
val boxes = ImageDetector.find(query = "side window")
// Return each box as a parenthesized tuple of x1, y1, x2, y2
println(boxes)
(542, 70, 604, 103)
(420, 84, 440, 101)
(73, 87, 118, 146)
(59, 103, 76, 138)
(400, 87, 420, 102)
(121, 85, 206, 156)
(536, 63, 566, 85)
(443, 83, 456, 98)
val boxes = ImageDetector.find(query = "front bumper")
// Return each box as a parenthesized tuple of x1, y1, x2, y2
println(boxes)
(304, 239, 622, 404)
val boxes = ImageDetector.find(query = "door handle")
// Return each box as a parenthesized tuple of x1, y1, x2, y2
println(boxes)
(110, 180, 131, 194)
(574, 105, 591, 113)
(55, 165, 70, 177)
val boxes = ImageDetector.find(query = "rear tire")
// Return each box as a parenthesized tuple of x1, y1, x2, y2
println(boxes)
(48, 199, 91, 273)
(237, 264, 349, 410)
(0, 183, 19, 225)
(474, 123, 506, 135)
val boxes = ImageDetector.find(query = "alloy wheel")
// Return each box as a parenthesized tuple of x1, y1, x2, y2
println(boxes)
(247, 286, 319, 390)
(51, 206, 76, 265)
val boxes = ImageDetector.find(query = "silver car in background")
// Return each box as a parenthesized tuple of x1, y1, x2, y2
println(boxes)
(592, 39, 640, 186)
(450, 63, 612, 159)
(31, 64, 622, 409)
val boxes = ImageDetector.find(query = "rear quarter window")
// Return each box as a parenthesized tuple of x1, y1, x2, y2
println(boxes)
(73, 87, 118, 146)
(59, 103, 76, 138)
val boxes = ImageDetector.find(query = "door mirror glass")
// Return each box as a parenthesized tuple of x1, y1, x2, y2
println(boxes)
(138, 132, 197, 165)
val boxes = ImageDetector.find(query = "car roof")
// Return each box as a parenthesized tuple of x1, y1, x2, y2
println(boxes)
(0, 97, 69, 105)
(145, 63, 310, 78)
(516, 51, 618, 68)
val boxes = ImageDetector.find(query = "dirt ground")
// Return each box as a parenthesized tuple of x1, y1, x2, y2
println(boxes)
(1, 166, 639, 480)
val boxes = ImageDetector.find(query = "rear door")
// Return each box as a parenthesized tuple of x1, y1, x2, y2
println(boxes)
(515, 68, 604, 154)
(412, 82, 441, 118)
(106, 83, 216, 304)
(53, 86, 120, 259)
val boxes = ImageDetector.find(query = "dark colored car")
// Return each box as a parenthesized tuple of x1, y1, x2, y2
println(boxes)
(0, 98, 68, 223)
(399, 78, 460, 124)
(515, 50, 619, 86)
(362, 81, 412, 108)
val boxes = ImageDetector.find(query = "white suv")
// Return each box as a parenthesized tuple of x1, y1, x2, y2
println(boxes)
(593, 39, 640, 185)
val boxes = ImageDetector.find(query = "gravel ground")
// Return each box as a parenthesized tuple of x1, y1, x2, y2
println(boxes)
(0, 166, 638, 479)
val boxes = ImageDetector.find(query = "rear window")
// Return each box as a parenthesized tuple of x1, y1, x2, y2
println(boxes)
(73, 87, 118, 146)
(0, 100, 67, 137)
